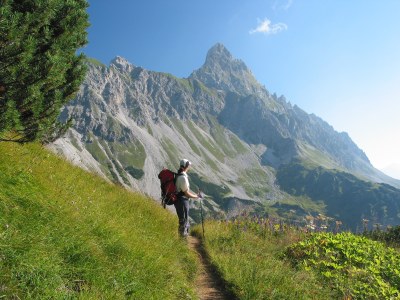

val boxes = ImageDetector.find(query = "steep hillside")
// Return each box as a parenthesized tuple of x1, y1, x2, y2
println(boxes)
(0, 142, 197, 299)
(50, 43, 400, 228)
(277, 161, 400, 231)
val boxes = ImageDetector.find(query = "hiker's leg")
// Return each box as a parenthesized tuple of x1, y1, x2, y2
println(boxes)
(174, 199, 185, 236)
(182, 198, 190, 236)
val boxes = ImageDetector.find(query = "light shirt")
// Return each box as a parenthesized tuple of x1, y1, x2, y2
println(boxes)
(176, 171, 189, 193)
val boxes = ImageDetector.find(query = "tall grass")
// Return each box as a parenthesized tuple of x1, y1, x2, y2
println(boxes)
(0, 142, 198, 299)
(192, 218, 335, 299)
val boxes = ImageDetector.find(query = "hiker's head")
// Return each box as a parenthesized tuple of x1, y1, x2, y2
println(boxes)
(179, 159, 191, 172)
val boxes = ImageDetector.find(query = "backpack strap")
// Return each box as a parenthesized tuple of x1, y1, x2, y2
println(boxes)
(174, 172, 185, 197)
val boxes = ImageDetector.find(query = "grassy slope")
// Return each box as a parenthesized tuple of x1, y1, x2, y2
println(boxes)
(0, 142, 197, 299)
(192, 221, 335, 300)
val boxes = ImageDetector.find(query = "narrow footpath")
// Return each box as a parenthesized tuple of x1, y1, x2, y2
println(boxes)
(188, 236, 237, 300)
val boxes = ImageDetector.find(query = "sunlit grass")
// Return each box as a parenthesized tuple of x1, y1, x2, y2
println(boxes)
(286, 232, 400, 299)
(192, 219, 335, 299)
(193, 215, 400, 299)
(0, 142, 198, 299)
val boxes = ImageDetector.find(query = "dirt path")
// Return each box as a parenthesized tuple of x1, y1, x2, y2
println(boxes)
(188, 236, 236, 300)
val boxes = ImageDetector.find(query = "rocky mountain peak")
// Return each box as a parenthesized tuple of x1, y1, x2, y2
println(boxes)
(110, 56, 134, 73)
(204, 43, 234, 65)
(190, 43, 263, 96)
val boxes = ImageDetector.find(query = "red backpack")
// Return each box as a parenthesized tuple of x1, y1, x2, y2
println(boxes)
(158, 169, 183, 208)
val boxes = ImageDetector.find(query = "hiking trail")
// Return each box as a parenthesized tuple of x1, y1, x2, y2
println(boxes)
(188, 236, 236, 300)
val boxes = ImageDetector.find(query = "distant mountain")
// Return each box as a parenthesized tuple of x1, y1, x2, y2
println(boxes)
(50, 43, 400, 229)
(277, 161, 400, 230)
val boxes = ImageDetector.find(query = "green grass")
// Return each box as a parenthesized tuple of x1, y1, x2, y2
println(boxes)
(264, 195, 327, 222)
(206, 116, 249, 158)
(297, 141, 343, 171)
(170, 119, 201, 156)
(85, 137, 144, 183)
(192, 220, 334, 300)
(193, 217, 400, 300)
(109, 140, 146, 169)
(187, 121, 225, 162)
(105, 116, 124, 137)
(176, 78, 194, 93)
(3, 141, 396, 299)
(85, 139, 109, 165)
(160, 137, 181, 170)
(85, 57, 106, 68)
(157, 72, 194, 93)
(228, 133, 248, 155)
(86, 137, 147, 182)
(237, 168, 271, 199)
(0, 142, 198, 299)
(146, 125, 154, 136)
(194, 79, 218, 97)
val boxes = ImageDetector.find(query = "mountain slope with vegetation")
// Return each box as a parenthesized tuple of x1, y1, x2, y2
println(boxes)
(4, 141, 400, 300)
(0, 142, 197, 299)
(276, 161, 400, 230)
(50, 43, 400, 229)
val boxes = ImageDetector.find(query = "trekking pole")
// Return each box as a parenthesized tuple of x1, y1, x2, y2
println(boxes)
(198, 190, 205, 239)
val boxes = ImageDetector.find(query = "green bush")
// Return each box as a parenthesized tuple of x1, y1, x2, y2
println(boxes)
(365, 225, 400, 247)
(0, 0, 89, 142)
(286, 232, 400, 299)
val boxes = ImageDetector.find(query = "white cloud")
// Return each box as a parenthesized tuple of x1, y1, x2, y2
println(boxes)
(282, 0, 293, 10)
(249, 18, 288, 35)
(273, 0, 293, 11)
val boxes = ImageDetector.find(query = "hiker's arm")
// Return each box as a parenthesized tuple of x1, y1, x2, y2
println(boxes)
(183, 189, 199, 199)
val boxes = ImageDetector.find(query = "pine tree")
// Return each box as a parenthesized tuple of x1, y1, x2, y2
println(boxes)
(0, 0, 89, 142)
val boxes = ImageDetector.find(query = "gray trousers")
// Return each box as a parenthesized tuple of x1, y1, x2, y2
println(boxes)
(174, 196, 190, 237)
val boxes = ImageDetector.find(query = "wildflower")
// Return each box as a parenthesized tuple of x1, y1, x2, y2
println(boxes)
(306, 224, 316, 231)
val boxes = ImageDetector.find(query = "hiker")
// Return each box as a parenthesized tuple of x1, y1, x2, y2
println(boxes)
(174, 159, 200, 237)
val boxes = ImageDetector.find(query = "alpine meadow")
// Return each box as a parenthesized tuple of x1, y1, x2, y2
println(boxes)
(2, 1, 400, 299)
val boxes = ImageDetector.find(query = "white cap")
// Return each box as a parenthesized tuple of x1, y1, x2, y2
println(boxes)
(180, 159, 191, 168)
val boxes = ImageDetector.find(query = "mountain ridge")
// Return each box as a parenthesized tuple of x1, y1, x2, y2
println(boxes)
(50, 43, 400, 229)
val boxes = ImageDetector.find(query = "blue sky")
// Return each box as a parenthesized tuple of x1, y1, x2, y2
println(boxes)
(84, 0, 400, 178)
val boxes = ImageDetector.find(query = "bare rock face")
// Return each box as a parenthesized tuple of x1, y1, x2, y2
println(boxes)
(190, 43, 263, 96)
(50, 44, 400, 224)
